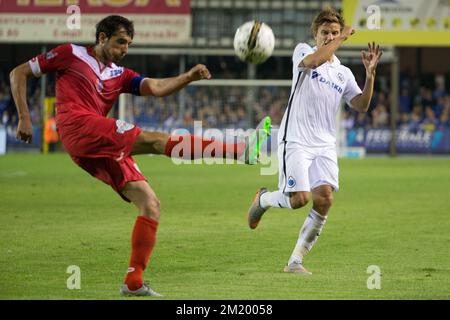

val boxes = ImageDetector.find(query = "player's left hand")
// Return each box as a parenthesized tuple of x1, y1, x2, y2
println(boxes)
(188, 64, 212, 81)
(361, 42, 382, 77)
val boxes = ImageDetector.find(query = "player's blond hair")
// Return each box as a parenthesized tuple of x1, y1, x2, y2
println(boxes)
(311, 6, 345, 37)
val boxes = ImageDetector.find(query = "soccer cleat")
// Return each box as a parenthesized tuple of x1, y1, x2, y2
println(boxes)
(283, 261, 312, 275)
(243, 116, 272, 165)
(248, 187, 269, 229)
(120, 281, 162, 297)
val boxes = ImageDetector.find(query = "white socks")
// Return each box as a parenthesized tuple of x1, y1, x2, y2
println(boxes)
(258, 192, 328, 266)
(259, 190, 292, 209)
(288, 208, 327, 265)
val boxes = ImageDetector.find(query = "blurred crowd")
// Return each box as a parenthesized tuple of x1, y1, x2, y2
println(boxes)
(131, 83, 450, 133)
(1, 70, 449, 134)
(342, 80, 450, 132)
(0, 72, 44, 138)
(128, 86, 289, 130)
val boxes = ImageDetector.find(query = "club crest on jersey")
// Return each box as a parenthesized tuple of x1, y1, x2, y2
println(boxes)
(115, 119, 134, 134)
(337, 72, 345, 84)
(45, 51, 58, 60)
(287, 176, 296, 188)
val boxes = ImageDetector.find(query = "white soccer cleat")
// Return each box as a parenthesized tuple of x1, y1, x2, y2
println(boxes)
(120, 282, 163, 297)
(283, 261, 312, 275)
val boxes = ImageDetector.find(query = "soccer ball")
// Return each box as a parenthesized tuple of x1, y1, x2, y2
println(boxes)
(233, 20, 275, 65)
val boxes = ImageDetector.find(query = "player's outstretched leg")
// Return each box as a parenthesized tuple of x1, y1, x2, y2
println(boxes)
(132, 116, 271, 163)
(163, 134, 245, 160)
(133, 131, 246, 161)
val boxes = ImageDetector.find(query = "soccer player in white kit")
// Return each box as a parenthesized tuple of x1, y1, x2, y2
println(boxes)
(247, 7, 383, 274)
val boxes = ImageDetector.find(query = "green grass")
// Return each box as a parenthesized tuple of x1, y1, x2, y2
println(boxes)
(1, 153, 449, 299)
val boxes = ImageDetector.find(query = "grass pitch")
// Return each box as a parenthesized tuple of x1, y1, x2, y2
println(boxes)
(0, 153, 449, 299)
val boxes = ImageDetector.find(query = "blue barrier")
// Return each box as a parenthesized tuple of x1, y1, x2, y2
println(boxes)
(346, 127, 450, 154)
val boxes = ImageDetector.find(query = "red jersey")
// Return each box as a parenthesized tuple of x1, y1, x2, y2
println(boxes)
(29, 44, 147, 199)
(29, 43, 142, 116)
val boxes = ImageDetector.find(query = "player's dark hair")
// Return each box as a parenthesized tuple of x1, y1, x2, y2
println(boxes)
(311, 6, 345, 37)
(95, 15, 134, 44)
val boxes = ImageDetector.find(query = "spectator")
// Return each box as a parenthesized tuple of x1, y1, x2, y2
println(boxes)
(372, 103, 389, 128)
(182, 108, 194, 128)
(43, 114, 59, 152)
(409, 104, 424, 131)
(399, 87, 412, 113)
(433, 75, 446, 100)
(341, 110, 355, 130)
(421, 107, 438, 132)
(415, 86, 433, 109)
(398, 112, 411, 130)
(2, 110, 8, 126)
(438, 110, 449, 129)
(354, 112, 370, 129)
(433, 96, 446, 119)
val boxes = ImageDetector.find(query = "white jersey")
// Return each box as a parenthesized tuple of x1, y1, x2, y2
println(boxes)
(278, 43, 362, 147)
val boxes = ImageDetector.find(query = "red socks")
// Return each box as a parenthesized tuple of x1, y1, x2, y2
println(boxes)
(164, 134, 245, 160)
(124, 216, 159, 291)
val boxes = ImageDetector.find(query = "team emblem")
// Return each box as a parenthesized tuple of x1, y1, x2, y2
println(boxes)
(287, 176, 296, 188)
(45, 51, 58, 60)
(115, 119, 135, 134)
(337, 72, 345, 84)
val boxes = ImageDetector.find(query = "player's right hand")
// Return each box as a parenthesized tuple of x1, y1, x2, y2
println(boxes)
(16, 118, 33, 144)
(341, 26, 355, 41)
(187, 64, 212, 81)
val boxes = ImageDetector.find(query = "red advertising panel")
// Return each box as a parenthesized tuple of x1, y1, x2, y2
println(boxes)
(0, 0, 191, 44)
(0, 0, 190, 14)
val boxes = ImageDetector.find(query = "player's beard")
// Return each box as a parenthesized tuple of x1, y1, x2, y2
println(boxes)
(101, 45, 121, 64)
(111, 52, 126, 63)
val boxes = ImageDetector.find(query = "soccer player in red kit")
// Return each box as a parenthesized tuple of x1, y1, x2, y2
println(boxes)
(10, 15, 271, 297)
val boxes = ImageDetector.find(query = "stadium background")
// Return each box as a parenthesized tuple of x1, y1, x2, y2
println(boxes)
(1, 0, 450, 301)
(1, 0, 449, 156)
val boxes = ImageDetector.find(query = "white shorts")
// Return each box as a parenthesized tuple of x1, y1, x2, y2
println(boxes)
(278, 142, 339, 193)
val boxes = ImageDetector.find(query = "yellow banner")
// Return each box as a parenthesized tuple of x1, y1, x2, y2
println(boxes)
(343, 0, 450, 46)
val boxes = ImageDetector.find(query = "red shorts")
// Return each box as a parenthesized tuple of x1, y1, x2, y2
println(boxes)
(56, 107, 146, 201)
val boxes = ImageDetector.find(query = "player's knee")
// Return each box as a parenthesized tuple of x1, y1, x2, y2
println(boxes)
(315, 192, 333, 209)
(290, 193, 309, 209)
(141, 197, 161, 220)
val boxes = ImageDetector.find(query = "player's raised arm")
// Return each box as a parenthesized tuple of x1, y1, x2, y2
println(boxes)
(301, 25, 355, 69)
(140, 64, 211, 97)
(10, 62, 36, 144)
(350, 42, 383, 113)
